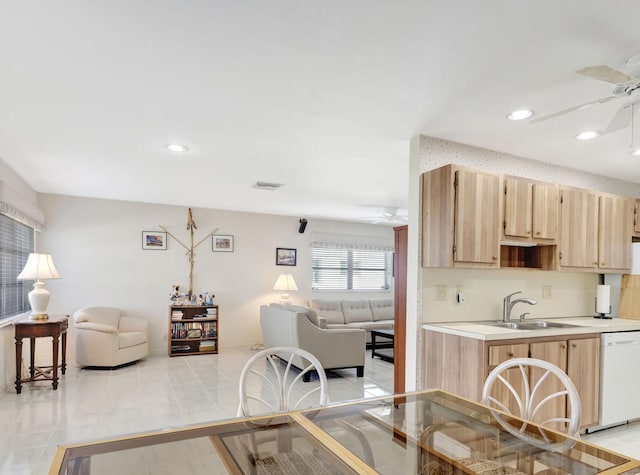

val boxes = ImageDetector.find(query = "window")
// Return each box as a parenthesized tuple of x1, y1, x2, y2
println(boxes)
(312, 247, 391, 291)
(0, 214, 34, 321)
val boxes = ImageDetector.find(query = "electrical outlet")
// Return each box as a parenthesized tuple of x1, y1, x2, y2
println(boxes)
(455, 285, 465, 304)
(435, 285, 446, 301)
(543, 285, 552, 299)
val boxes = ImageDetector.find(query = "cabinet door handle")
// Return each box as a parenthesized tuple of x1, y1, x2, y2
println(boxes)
(560, 344, 567, 349)
(527, 230, 531, 235)
(571, 343, 577, 348)
(492, 256, 497, 261)
(600, 262, 605, 266)
(536, 231, 541, 235)
(507, 352, 514, 357)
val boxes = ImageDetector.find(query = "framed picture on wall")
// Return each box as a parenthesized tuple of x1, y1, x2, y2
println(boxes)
(212, 234, 234, 252)
(276, 247, 297, 266)
(142, 231, 167, 250)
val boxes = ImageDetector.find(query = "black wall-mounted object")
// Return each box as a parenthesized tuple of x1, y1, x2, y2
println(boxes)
(298, 218, 308, 234)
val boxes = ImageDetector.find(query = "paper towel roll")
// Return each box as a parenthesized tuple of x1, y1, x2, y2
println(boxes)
(596, 284, 611, 314)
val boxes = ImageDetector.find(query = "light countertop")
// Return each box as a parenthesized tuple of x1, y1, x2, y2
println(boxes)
(422, 317, 640, 341)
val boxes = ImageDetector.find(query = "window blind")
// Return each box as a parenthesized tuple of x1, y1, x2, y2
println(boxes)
(312, 247, 390, 291)
(0, 214, 34, 320)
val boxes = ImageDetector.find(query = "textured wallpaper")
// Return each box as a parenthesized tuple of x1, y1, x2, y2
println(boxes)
(417, 135, 640, 198)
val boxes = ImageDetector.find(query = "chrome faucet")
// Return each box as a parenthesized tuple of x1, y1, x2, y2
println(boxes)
(503, 291, 537, 322)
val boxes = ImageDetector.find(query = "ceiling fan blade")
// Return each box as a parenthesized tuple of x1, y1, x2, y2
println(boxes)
(530, 95, 618, 124)
(576, 65, 637, 84)
(602, 99, 640, 134)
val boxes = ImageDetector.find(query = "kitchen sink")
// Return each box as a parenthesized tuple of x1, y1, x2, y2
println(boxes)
(480, 320, 581, 330)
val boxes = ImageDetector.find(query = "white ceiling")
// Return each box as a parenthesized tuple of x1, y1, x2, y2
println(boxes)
(2, 2, 640, 224)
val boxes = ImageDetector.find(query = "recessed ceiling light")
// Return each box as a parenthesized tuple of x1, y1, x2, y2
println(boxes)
(165, 143, 189, 152)
(631, 148, 640, 156)
(575, 131, 600, 140)
(507, 109, 533, 121)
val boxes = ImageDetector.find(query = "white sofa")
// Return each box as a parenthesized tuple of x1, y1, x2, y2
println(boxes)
(308, 298, 394, 343)
(72, 306, 149, 368)
(260, 304, 366, 380)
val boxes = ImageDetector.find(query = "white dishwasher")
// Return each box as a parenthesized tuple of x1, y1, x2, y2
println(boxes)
(599, 331, 640, 428)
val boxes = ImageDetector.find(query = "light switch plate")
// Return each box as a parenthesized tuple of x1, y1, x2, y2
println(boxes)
(435, 285, 446, 301)
(543, 285, 552, 299)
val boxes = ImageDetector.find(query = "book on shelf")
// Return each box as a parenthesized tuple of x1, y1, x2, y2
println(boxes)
(199, 340, 216, 351)
(171, 345, 190, 352)
(206, 307, 217, 315)
(171, 310, 183, 321)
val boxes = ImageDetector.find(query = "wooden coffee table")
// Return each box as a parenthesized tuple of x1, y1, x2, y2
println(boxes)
(371, 329, 394, 362)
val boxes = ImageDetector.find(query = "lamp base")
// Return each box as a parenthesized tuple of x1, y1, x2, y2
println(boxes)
(279, 293, 291, 306)
(29, 313, 49, 320)
(28, 281, 51, 320)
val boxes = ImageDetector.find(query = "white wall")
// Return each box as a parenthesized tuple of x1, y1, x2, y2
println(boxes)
(0, 158, 45, 394)
(422, 268, 598, 322)
(35, 194, 393, 360)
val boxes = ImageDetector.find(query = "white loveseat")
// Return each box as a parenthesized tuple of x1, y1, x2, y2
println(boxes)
(260, 304, 366, 379)
(72, 306, 149, 368)
(308, 298, 394, 343)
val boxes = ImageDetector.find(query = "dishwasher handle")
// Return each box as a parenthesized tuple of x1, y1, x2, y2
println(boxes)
(609, 340, 639, 345)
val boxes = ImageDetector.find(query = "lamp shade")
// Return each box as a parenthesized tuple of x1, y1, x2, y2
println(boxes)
(273, 274, 298, 291)
(17, 253, 61, 281)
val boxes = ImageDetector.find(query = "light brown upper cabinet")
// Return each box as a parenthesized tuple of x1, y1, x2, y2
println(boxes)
(422, 165, 500, 268)
(559, 187, 632, 272)
(558, 187, 599, 270)
(503, 177, 558, 243)
(598, 193, 632, 271)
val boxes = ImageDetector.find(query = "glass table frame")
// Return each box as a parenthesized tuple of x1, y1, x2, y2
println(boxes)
(49, 389, 640, 475)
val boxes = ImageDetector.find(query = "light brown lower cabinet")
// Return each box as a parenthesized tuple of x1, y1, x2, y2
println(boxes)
(486, 343, 529, 416)
(566, 337, 600, 428)
(423, 330, 600, 430)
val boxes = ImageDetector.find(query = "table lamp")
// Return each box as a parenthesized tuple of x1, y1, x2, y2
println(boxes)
(273, 274, 298, 305)
(17, 253, 61, 320)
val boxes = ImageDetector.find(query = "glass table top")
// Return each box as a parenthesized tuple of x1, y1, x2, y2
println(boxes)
(50, 390, 640, 475)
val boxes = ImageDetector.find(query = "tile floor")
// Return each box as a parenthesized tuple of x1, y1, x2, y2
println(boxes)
(0, 347, 394, 474)
(1, 347, 639, 474)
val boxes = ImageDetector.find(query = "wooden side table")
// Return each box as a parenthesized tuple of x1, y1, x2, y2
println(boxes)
(14, 315, 69, 394)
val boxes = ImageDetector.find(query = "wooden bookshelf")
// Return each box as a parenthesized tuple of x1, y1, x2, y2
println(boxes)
(168, 305, 219, 357)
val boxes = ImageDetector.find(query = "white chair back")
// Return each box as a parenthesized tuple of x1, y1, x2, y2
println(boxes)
(73, 306, 121, 328)
(237, 346, 328, 417)
(482, 357, 581, 450)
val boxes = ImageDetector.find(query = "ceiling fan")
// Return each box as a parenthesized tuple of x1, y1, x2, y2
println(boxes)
(531, 56, 640, 136)
(360, 207, 408, 224)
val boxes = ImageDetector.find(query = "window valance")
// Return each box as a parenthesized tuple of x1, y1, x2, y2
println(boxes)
(310, 232, 394, 252)
(0, 182, 45, 231)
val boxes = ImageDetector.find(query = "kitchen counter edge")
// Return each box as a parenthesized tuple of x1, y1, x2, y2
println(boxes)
(422, 317, 640, 341)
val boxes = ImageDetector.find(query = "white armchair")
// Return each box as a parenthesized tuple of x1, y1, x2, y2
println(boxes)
(72, 306, 149, 367)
